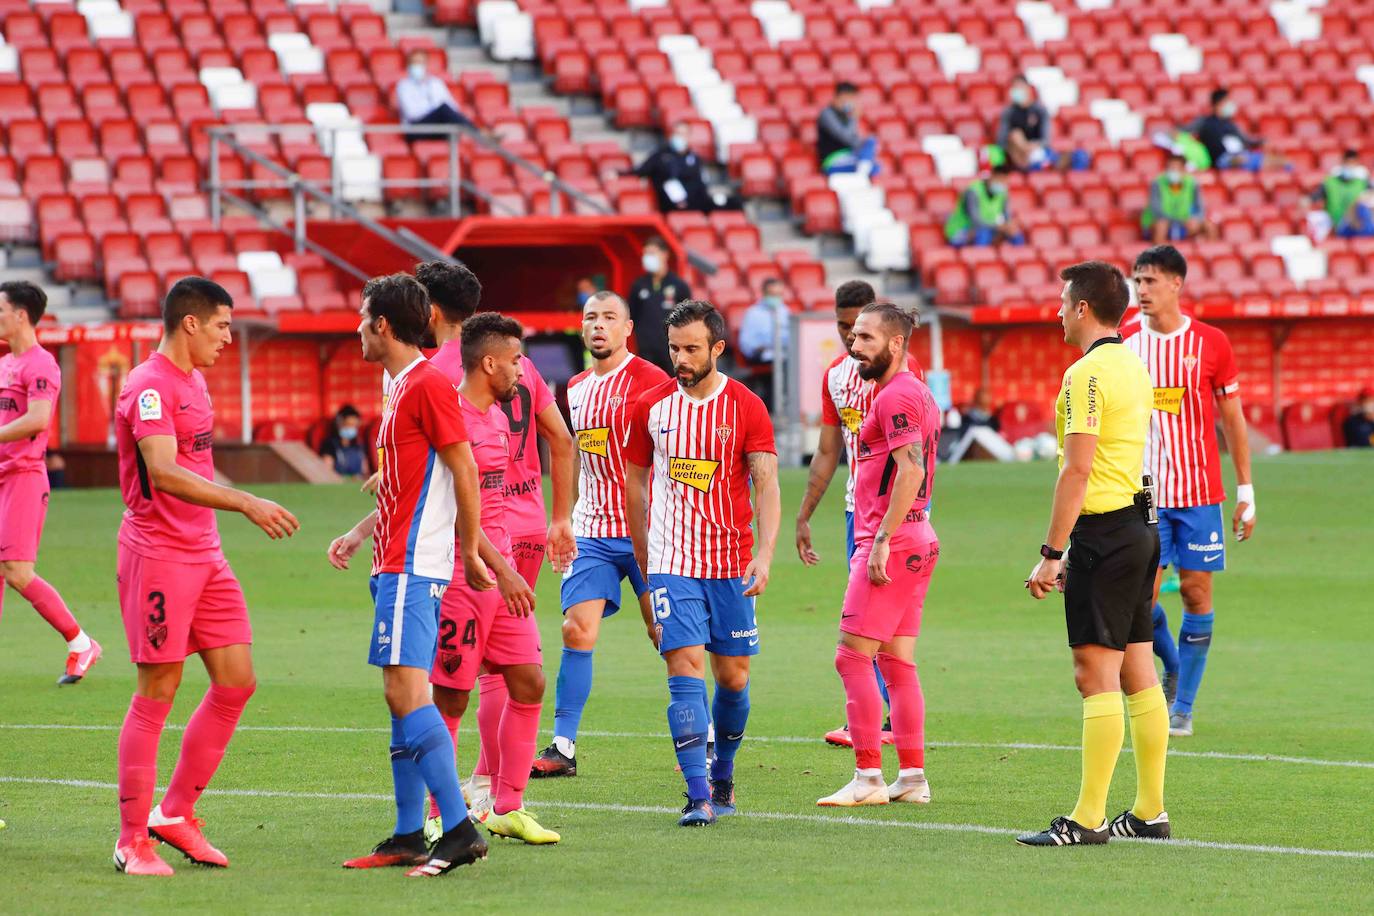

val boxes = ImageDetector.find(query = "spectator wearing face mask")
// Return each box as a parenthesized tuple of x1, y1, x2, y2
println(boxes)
(629, 122, 723, 213)
(627, 236, 691, 372)
(737, 278, 789, 410)
(1142, 153, 1219, 243)
(574, 276, 597, 307)
(395, 50, 474, 141)
(944, 167, 1024, 247)
(1344, 389, 1374, 448)
(817, 81, 879, 177)
(1185, 88, 1288, 172)
(319, 404, 366, 478)
(996, 75, 1056, 172)
(1309, 150, 1374, 239)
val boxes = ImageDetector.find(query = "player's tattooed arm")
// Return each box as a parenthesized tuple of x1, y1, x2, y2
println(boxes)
(744, 451, 781, 597)
(796, 424, 842, 565)
(867, 442, 922, 585)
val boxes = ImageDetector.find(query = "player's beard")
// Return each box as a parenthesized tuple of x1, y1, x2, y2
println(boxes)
(676, 359, 713, 389)
(855, 347, 892, 380)
(589, 345, 613, 360)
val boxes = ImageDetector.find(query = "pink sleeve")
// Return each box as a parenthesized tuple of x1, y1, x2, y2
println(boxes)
(625, 395, 654, 466)
(878, 386, 923, 451)
(819, 367, 840, 426)
(525, 359, 555, 414)
(1212, 331, 1240, 399)
(129, 376, 178, 440)
(26, 358, 60, 403)
(742, 390, 776, 455)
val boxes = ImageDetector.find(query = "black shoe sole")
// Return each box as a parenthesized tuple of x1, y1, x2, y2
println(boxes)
(56, 675, 83, 685)
(419, 844, 488, 874)
(147, 830, 227, 867)
(529, 765, 576, 778)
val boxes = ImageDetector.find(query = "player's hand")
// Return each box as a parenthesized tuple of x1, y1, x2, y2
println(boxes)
(795, 517, 821, 566)
(496, 564, 535, 617)
(1025, 557, 1064, 599)
(327, 529, 365, 570)
(867, 538, 892, 586)
(547, 518, 577, 573)
(647, 623, 662, 650)
(244, 496, 299, 540)
(361, 471, 381, 495)
(461, 549, 496, 592)
(1232, 501, 1255, 542)
(742, 556, 771, 597)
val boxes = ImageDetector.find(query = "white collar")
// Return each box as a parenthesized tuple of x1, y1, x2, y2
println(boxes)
(594, 351, 634, 379)
(1141, 314, 1191, 342)
(391, 355, 426, 384)
(678, 373, 727, 405)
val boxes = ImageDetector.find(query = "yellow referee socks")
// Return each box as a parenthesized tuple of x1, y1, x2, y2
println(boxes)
(1127, 685, 1169, 820)
(1068, 692, 1124, 829)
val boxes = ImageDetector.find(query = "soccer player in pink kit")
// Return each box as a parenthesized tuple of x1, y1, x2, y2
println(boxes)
(0, 280, 100, 684)
(112, 277, 300, 876)
(817, 303, 941, 808)
(427, 312, 558, 844)
(411, 260, 575, 815)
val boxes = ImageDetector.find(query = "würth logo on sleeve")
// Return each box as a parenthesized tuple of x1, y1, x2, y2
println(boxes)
(716, 424, 733, 445)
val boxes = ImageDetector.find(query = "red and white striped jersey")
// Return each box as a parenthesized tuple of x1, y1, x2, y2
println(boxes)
(372, 356, 469, 580)
(567, 352, 670, 539)
(626, 375, 776, 578)
(820, 353, 925, 513)
(1122, 315, 1239, 508)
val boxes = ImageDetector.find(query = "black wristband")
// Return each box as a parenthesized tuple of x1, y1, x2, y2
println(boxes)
(1040, 543, 1064, 560)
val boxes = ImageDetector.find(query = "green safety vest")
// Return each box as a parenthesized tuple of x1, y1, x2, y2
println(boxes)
(1175, 131, 1211, 170)
(1322, 174, 1369, 224)
(944, 181, 1008, 241)
(1141, 174, 1196, 230)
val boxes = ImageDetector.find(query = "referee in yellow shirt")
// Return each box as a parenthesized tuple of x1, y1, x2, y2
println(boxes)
(1018, 261, 1171, 847)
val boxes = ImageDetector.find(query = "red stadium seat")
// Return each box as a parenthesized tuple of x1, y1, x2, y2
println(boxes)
(1281, 403, 1336, 451)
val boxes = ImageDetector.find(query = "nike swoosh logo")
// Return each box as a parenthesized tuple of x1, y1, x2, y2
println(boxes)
(194, 785, 207, 792)
(841, 613, 855, 619)
(1182, 635, 1209, 643)
(179, 403, 191, 410)
(674, 738, 698, 750)
(1203, 554, 1220, 563)
(119, 796, 135, 803)
(659, 427, 676, 434)
(724, 732, 745, 741)
(748, 638, 759, 646)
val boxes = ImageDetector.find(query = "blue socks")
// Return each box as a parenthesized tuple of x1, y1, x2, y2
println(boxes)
(553, 647, 594, 743)
(1174, 610, 1214, 715)
(667, 675, 709, 800)
(401, 705, 469, 832)
(1152, 603, 1180, 675)
(873, 660, 890, 711)
(389, 715, 426, 836)
(710, 683, 750, 781)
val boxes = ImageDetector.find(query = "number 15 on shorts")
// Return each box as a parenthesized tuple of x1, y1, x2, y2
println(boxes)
(653, 587, 672, 620)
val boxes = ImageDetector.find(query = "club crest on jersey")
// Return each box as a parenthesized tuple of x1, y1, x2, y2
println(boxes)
(608, 395, 624, 410)
(578, 426, 610, 457)
(1153, 387, 1186, 415)
(716, 424, 732, 445)
(1182, 353, 1199, 371)
(839, 406, 863, 434)
(668, 457, 720, 493)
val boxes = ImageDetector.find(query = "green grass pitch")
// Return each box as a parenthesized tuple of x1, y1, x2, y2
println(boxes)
(1, 453, 1372, 912)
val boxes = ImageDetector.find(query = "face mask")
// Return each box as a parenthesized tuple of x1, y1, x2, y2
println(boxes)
(988, 182, 1006, 196)
(670, 134, 688, 153)
(1219, 101, 1237, 119)
(1166, 169, 1183, 183)
(642, 252, 663, 274)
(1340, 165, 1368, 182)
(762, 295, 783, 308)
(576, 291, 592, 306)
(339, 426, 358, 442)
(1010, 87, 1029, 105)
(839, 102, 853, 115)
(408, 63, 427, 81)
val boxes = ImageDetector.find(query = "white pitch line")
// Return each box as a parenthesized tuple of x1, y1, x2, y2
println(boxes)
(1, 776, 1371, 862)
(3, 724, 1372, 770)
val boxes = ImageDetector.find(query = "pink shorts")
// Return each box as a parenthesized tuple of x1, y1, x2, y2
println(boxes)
(431, 578, 542, 691)
(511, 533, 546, 588)
(117, 542, 251, 664)
(0, 470, 50, 563)
(840, 527, 939, 643)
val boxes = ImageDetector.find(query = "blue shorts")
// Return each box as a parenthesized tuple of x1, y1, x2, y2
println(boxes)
(368, 572, 447, 669)
(649, 574, 759, 657)
(1217, 150, 1264, 172)
(560, 537, 649, 617)
(1157, 505, 1226, 572)
(845, 510, 856, 561)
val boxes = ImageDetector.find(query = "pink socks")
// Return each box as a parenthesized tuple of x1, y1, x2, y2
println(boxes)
(160, 683, 255, 819)
(473, 674, 506, 778)
(17, 576, 80, 642)
(835, 644, 883, 770)
(117, 695, 172, 846)
(876, 653, 926, 770)
(493, 699, 541, 815)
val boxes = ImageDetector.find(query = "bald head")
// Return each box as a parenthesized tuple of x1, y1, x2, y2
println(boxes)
(582, 290, 634, 361)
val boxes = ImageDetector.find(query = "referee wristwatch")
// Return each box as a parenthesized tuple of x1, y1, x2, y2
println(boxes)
(1039, 543, 1064, 560)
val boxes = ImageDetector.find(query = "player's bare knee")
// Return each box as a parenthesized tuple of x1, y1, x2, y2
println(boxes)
(137, 664, 183, 703)
(0, 562, 34, 591)
(1179, 580, 1211, 613)
(561, 614, 596, 650)
(433, 687, 469, 719)
(715, 668, 749, 692)
(506, 667, 545, 703)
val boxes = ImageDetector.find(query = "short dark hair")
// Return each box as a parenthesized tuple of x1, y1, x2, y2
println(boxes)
(0, 280, 47, 325)
(761, 277, 783, 293)
(835, 80, 858, 95)
(1133, 244, 1189, 280)
(1344, 148, 1360, 159)
(1060, 260, 1131, 326)
(643, 235, 668, 252)
(586, 290, 629, 316)
(415, 259, 482, 325)
(163, 276, 233, 334)
(666, 299, 726, 347)
(1165, 152, 1185, 164)
(859, 302, 915, 345)
(336, 404, 361, 421)
(1210, 87, 1229, 107)
(362, 273, 430, 347)
(834, 279, 876, 312)
(460, 311, 524, 371)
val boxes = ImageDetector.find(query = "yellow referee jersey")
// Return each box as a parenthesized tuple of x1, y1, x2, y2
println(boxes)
(1055, 337, 1153, 515)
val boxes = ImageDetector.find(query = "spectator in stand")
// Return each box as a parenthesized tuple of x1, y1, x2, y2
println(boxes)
(1142, 153, 1219, 243)
(961, 387, 1000, 434)
(944, 167, 1024, 247)
(45, 451, 65, 489)
(629, 122, 738, 213)
(318, 404, 366, 478)
(396, 50, 474, 141)
(1186, 88, 1288, 172)
(627, 236, 692, 373)
(575, 276, 597, 307)
(817, 81, 879, 177)
(1343, 389, 1374, 448)
(991, 75, 1091, 173)
(1309, 150, 1374, 239)
(737, 278, 789, 410)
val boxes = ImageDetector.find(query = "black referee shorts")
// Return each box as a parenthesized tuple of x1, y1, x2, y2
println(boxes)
(1063, 505, 1160, 651)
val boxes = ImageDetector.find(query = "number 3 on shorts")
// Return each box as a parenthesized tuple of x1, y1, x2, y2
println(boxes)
(652, 587, 671, 621)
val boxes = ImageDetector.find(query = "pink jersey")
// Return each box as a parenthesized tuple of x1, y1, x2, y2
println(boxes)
(0, 344, 60, 475)
(1122, 315, 1239, 507)
(567, 352, 670, 539)
(626, 375, 776, 578)
(458, 391, 513, 559)
(427, 341, 554, 537)
(820, 353, 925, 514)
(115, 352, 221, 558)
(372, 357, 469, 580)
(852, 371, 940, 543)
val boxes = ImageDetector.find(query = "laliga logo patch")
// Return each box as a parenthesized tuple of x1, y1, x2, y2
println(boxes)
(439, 652, 462, 676)
(578, 426, 610, 457)
(716, 424, 733, 445)
(839, 406, 863, 434)
(137, 388, 162, 421)
(668, 457, 720, 493)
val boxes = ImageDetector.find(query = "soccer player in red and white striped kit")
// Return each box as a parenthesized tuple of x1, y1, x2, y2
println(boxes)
(1124, 245, 1255, 739)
